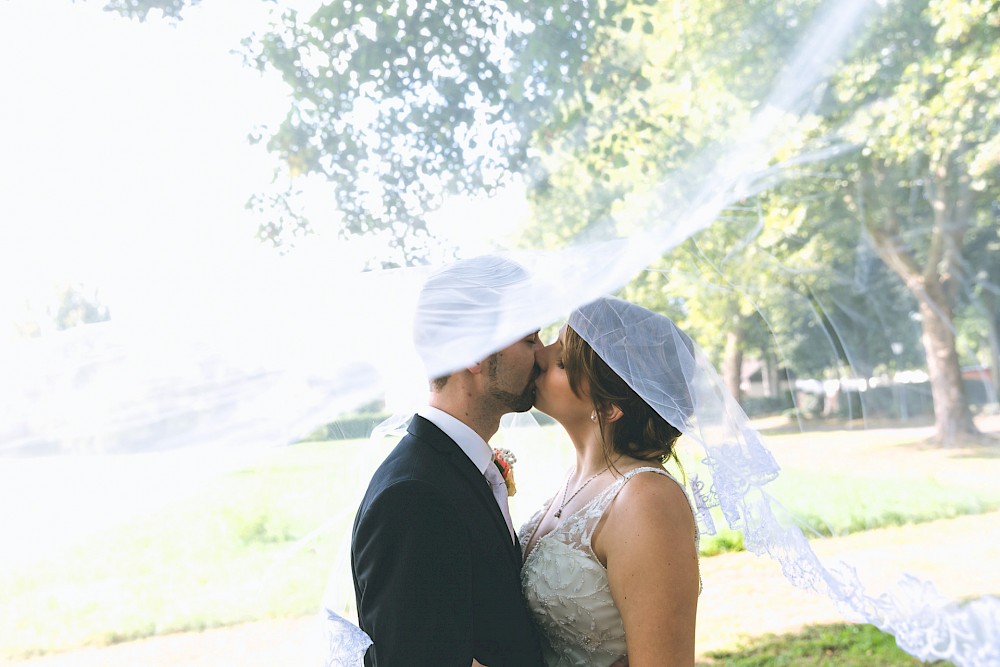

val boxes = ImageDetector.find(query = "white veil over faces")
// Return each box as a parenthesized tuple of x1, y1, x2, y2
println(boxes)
(1, 0, 999, 665)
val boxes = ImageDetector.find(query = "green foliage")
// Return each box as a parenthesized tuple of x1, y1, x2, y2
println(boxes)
(701, 623, 951, 666)
(795, 392, 825, 419)
(300, 411, 392, 441)
(12, 282, 111, 339)
(97, 0, 200, 22)
(741, 393, 795, 418)
(102, 0, 999, 400)
(242, 0, 633, 262)
(227, 506, 298, 545)
(53, 282, 112, 330)
(699, 529, 744, 557)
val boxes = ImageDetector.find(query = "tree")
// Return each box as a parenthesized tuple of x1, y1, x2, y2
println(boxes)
(826, 0, 1000, 444)
(239, 0, 636, 264)
(518, 0, 829, 405)
(93, 0, 200, 22)
(100, 0, 998, 442)
(962, 205, 1000, 400)
(11, 283, 111, 338)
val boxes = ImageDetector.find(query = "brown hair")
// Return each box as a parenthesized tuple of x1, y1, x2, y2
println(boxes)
(562, 325, 683, 471)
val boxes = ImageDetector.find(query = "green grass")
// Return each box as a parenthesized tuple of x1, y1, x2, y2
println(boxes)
(698, 624, 952, 666)
(690, 426, 1000, 555)
(0, 438, 396, 659)
(696, 473, 1000, 556)
(1, 423, 997, 659)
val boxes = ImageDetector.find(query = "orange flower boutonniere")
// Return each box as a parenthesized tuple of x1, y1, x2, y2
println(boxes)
(492, 448, 517, 497)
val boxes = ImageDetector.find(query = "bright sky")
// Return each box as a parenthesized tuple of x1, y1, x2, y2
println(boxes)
(0, 0, 529, 344)
(0, 0, 289, 336)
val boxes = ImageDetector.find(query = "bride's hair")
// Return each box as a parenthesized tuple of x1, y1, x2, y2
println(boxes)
(562, 324, 682, 470)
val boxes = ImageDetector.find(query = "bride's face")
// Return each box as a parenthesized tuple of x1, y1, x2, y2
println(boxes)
(533, 326, 592, 423)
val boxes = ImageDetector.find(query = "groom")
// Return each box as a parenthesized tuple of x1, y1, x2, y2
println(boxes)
(351, 255, 546, 667)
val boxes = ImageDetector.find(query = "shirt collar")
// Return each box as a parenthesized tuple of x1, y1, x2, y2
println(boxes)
(417, 405, 493, 474)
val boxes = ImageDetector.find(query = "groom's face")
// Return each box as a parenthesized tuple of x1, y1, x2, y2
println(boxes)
(484, 331, 541, 413)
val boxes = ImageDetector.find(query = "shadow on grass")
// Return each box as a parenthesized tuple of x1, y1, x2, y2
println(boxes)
(885, 432, 1000, 459)
(750, 415, 937, 437)
(751, 413, 1000, 459)
(697, 623, 954, 666)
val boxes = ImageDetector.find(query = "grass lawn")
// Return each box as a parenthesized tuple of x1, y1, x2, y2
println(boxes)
(698, 623, 952, 666)
(1, 421, 997, 659)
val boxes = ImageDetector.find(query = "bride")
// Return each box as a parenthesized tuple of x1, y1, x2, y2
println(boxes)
(519, 296, 701, 667)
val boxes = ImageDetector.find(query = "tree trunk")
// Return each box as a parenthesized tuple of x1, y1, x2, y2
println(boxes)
(917, 281, 978, 445)
(723, 324, 744, 406)
(984, 301, 1000, 404)
(761, 346, 780, 398)
(856, 159, 980, 445)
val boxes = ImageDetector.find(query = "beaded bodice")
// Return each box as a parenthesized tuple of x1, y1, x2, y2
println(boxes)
(518, 467, 696, 667)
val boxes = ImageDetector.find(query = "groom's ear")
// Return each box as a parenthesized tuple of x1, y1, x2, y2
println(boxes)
(604, 404, 624, 423)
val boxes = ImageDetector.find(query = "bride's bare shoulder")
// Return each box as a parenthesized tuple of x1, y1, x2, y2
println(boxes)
(606, 469, 694, 534)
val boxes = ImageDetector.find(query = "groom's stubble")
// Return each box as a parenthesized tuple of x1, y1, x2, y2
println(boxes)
(485, 352, 537, 414)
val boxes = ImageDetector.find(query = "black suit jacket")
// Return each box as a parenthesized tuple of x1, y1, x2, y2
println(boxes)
(351, 415, 545, 667)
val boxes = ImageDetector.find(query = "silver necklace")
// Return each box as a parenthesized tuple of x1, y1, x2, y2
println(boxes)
(554, 467, 609, 518)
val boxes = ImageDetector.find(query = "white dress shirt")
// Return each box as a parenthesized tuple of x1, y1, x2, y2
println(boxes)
(417, 405, 516, 543)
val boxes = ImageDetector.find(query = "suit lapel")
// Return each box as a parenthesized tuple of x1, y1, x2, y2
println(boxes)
(408, 416, 522, 570)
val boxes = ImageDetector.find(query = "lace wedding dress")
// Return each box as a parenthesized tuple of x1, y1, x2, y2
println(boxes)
(519, 467, 699, 667)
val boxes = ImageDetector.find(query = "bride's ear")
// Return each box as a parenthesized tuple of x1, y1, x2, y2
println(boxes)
(604, 404, 624, 423)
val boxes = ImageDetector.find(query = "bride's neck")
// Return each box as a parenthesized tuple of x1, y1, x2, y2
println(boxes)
(562, 420, 612, 477)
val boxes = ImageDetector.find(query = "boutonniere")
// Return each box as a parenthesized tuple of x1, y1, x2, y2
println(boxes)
(493, 448, 517, 497)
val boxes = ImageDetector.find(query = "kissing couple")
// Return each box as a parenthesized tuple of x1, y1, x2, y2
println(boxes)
(350, 254, 703, 667)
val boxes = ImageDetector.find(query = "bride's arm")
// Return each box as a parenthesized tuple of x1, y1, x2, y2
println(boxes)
(594, 473, 700, 667)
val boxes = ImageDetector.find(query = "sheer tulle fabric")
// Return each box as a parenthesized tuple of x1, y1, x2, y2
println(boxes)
(568, 297, 1000, 666)
(1, 0, 997, 665)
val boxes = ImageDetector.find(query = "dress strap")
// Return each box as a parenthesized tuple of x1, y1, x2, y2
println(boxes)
(580, 466, 701, 560)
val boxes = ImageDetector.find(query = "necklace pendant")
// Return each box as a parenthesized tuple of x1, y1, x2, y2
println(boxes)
(554, 509, 562, 518)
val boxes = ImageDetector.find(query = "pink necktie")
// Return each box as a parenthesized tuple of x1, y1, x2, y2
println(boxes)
(484, 463, 516, 544)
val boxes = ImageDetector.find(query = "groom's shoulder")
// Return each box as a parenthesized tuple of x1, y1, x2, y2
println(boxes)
(356, 431, 459, 525)
(366, 415, 454, 487)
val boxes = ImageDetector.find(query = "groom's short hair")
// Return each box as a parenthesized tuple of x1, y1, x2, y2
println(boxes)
(413, 254, 530, 389)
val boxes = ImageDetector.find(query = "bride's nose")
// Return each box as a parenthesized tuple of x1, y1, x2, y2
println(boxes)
(534, 345, 547, 370)
(535, 345, 552, 373)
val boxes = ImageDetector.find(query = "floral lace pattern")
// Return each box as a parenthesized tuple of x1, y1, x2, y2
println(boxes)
(519, 468, 698, 667)
(322, 608, 372, 667)
(693, 424, 1000, 666)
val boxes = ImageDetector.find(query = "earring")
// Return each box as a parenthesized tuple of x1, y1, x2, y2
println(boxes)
(590, 411, 597, 422)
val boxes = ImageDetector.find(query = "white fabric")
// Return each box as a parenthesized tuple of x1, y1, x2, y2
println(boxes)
(519, 467, 696, 666)
(321, 608, 372, 667)
(417, 405, 515, 543)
